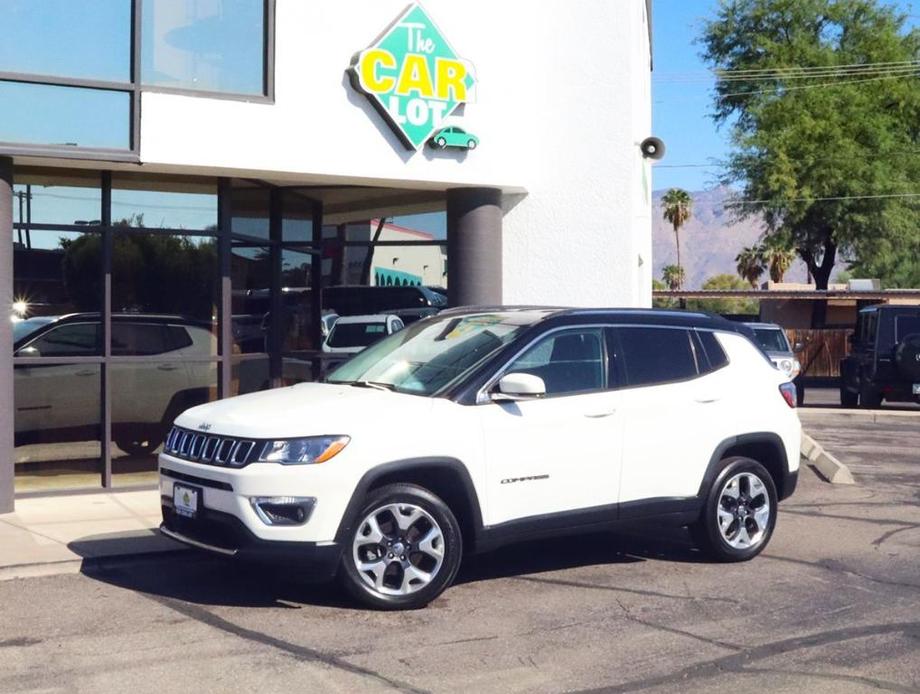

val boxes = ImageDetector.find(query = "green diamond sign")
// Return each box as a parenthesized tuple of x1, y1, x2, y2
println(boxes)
(349, 3, 477, 151)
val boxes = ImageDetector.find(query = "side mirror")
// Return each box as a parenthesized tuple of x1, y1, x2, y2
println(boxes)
(793, 342, 804, 353)
(492, 373, 546, 401)
(16, 346, 39, 357)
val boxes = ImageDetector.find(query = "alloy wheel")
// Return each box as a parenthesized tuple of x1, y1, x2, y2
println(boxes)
(716, 472, 771, 550)
(352, 502, 445, 596)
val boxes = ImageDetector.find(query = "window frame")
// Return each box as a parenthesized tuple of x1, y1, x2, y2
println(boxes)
(0, 0, 275, 162)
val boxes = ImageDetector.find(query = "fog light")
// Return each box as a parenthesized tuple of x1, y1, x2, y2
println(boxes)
(249, 496, 316, 526)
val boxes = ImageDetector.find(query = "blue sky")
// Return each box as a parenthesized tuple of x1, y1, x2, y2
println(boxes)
(651, 0, 918, 193)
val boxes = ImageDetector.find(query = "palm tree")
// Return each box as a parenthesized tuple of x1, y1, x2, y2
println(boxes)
(660, 189, 693, 289)
(759, 238, 797, 283)
(735, 246, 764, 288)
(662, 264, 685, 291)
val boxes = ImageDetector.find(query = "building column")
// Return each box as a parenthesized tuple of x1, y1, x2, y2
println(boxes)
(446, 187, 503, 307)
(0, 158, 13, 513)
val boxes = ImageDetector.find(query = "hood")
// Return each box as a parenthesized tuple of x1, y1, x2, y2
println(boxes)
(174, 382, 435, 439)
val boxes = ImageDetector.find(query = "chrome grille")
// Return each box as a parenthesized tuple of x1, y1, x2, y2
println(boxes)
(164, 427, 263, 467)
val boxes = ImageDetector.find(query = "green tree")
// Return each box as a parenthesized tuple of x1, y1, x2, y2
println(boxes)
(735, 246, 765, 288)
(651, 278, 677, 308)
(687, 274, 759, 315)
(662, 264, 686, 290)
(702, 0, 920, 296)
(759, 237, 797, 283)
(660, 189, 693, 289)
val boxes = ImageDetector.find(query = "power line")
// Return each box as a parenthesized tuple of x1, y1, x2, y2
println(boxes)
(654, 59, 920, 82)
(718, 72, 917, 98)
(726, 192, 920, 205)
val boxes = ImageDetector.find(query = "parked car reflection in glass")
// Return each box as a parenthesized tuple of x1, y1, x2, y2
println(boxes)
(14, 314, 216, 457)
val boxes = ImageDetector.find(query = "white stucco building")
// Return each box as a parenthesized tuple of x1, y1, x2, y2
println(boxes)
(0, 0, 653, 503)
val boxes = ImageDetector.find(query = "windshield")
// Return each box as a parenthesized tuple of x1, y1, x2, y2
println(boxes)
(328, 321, 388, 349)
(752, 327, 790, 353)
(13, 317, 55, 345)
(327, 312, 539, 395)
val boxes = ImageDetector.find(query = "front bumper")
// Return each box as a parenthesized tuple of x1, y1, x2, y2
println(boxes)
(160, 498, 342, 582)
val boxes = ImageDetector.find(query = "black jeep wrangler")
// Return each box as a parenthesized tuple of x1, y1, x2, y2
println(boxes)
(840, 305, 920, 408)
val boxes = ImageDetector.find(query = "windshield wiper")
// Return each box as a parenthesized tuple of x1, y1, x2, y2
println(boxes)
(352, 380, 397, 392)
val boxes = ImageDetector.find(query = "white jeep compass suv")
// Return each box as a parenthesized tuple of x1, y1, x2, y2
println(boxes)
(159, 308, 801, 610)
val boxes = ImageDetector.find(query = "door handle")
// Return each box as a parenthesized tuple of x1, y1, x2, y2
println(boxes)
(584, 410, 617, 419)
(695, 397, 721, 404)
(75, 369, 96, 377)
(157, 364, 180, 372)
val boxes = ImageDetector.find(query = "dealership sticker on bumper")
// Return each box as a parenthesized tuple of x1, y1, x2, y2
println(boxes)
(174, 484, 200, 519)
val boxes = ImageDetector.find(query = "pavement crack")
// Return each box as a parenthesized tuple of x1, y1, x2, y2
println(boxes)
(571, 621, 920, 693)
(613, 598, 742, 653)
(742, 665, 920, 693)
(513, 575, 737, 604)
(872, 524, 920, 549)
(763, 554, 920, 593)
(137, 591, 429, 694)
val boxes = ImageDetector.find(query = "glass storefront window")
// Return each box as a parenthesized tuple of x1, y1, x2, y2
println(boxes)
(0, 0, 132, 82)
(13, 171, 102, 226)
(231, 185, 270, 240)
(112, 175, 217, 230)
(232, 244, 270, 353)
(0, 81, 131, 150)
(111, 361, 218, 485)
(142, 0, 267, 95)
(111, 233, 219, 353)
(13, 230, 103, 335)
(231, 355, 270, 395)
(14, 363, 102, 492)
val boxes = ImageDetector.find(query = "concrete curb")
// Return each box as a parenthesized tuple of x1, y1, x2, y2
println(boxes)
(801, 432, 856, 485)
(801, 408, 920, 423)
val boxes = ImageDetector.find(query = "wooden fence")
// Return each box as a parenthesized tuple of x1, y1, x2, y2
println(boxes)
(786, 329, 850, 378)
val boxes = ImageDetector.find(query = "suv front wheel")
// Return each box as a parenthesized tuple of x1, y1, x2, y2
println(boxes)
(339, 483, 463, 610)
(690, 457, 778, 562)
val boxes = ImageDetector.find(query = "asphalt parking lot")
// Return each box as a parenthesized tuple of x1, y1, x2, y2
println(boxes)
(2, 417, 919, 693)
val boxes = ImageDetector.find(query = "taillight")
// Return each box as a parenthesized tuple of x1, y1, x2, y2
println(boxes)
(779, 382, 797, 408)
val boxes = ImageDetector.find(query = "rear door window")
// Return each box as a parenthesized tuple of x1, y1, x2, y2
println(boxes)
(111, 323, 170, 356)
(614, 326, 699, 387)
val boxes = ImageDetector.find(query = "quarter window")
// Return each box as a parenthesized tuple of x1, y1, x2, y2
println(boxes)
(615, 327, 698, 387)
(696, 330, 729, 372)
(506, 330, 606, 396)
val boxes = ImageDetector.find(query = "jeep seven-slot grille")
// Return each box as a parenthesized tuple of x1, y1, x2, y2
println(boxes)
(164, 427, 264, 467)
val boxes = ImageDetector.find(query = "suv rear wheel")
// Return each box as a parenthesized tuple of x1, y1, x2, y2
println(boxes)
(690, 457, 777, 562)
(859, 381, 883, 409)
(339, 483, 462, 610)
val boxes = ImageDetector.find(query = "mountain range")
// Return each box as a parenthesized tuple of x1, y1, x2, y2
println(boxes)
(652, 186, 809, 289)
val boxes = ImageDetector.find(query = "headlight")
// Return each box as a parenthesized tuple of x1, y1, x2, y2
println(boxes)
(258, 436, 350, 465)
(777, 359, 794, 377)
(790, 358, 801, 378)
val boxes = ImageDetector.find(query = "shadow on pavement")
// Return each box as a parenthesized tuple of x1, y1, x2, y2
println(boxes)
(75, 524, 706, 611)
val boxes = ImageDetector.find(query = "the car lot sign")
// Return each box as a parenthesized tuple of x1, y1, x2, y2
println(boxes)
(349, 3, 476, 151)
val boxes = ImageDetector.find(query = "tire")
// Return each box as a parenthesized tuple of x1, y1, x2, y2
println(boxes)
(115, 433, 164, 457)
(467, 139, 477, 150)
(840, 386, 858, 408)
(436, 137, 447, 148)
(690, 457, 778, 562)
(796, 381, 805, 406)
(859, 381, 882, 409)
(339, 483, 463, 610)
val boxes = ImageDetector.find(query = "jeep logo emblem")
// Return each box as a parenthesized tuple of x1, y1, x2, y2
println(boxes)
(198, 423, 212, 431)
